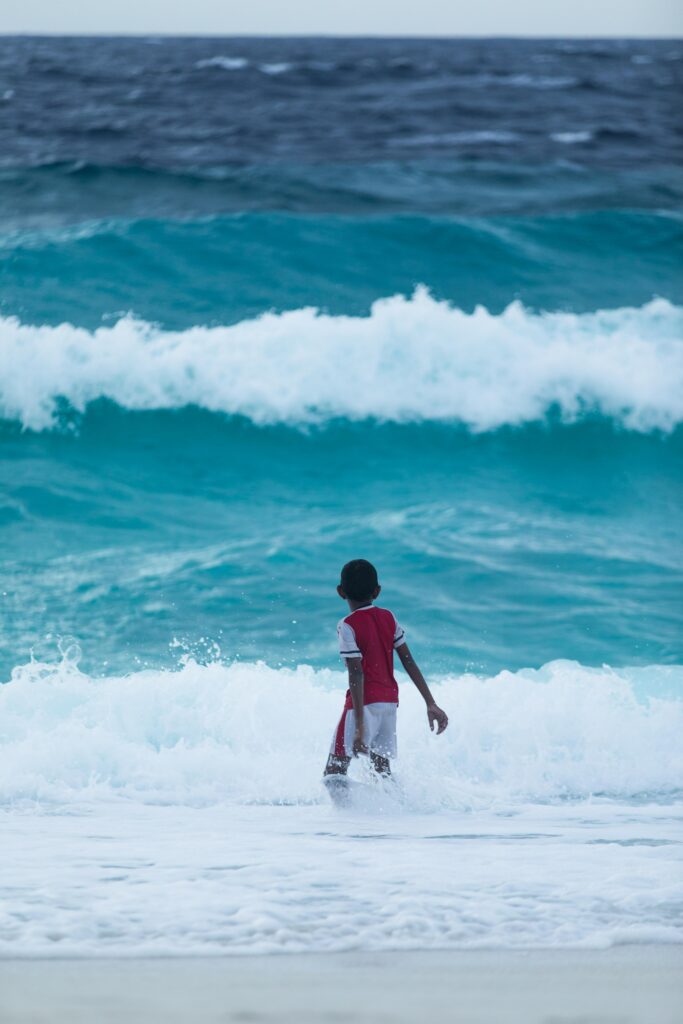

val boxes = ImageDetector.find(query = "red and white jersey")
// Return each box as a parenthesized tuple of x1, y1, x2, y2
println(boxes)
(337, 605, 406, 707)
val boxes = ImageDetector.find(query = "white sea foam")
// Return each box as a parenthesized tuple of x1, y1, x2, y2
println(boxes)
(194, 57, 335, 75)
(502, 74, 578, 88)
(551, 130, 594, 144)
(1, 656, 681, 808)
(195, 56, 249, 71)
(392, 130, 520, 147)
(2, 798, 680, 956)
(458, 73, 578, 89)
(259, 62, 292, 76)
(1, 291, 682, 433)
(1, 657, 681, 955)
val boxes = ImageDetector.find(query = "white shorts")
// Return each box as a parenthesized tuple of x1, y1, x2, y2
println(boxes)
(330, 702, 397, 760)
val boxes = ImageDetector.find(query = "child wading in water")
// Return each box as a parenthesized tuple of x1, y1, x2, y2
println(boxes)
(324, 559, 448, 778)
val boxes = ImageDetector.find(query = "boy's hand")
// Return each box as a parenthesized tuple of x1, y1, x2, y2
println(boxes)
(427, 703, 448, 735)
(352, 729, 368, 756)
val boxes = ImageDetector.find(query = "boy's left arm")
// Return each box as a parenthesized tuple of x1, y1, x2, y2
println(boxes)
(396, 643, 448, 734)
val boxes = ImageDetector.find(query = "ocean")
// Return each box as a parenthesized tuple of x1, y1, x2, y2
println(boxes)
(0, 36, 682, 957)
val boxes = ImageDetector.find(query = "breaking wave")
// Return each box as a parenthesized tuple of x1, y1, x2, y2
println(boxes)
(1, 654, 681, 809)
(2, 291, 682, 433)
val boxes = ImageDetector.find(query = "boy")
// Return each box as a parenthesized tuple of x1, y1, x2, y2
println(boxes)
(324, 559, 448, 778)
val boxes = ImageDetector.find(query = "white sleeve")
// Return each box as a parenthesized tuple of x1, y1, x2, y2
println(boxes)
(393, 617, 407, 649)
(338, 620, 361, 659)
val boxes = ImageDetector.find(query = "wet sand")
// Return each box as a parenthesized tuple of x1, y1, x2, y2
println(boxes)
(0, 946, 681, 1023)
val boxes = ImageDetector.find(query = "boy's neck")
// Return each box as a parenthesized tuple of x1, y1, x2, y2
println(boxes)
(347, 599, 374, 611)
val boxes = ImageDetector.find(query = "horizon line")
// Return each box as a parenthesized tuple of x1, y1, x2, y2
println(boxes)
(1, 31, 681, 41)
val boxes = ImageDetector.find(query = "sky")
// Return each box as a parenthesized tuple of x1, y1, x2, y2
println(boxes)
(1, 0, 681, 37)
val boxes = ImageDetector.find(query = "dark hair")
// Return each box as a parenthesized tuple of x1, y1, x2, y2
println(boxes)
(340, 559, 378, 601)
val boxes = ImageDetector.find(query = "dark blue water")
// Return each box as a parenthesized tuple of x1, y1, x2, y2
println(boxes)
(0, 36, 681, 682)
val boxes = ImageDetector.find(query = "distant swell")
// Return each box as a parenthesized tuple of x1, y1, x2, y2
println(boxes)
(1, 291, 682, 433)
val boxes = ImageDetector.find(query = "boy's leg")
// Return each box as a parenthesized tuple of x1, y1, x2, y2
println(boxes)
(324, 707, 353, 776)
(324, 753, 350, 776)
(369, 704, 396, 776)
(370, 752, 391, 776)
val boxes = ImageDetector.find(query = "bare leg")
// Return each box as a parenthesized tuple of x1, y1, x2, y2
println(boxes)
(324, 754, 350, 776)
(370, 752, 391, 776)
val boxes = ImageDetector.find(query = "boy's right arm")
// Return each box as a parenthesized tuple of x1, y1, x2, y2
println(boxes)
(396, 643, 448, 734)
(347, 658, 368, 756)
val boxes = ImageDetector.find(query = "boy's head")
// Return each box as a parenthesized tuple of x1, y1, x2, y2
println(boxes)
(338, 559, 380, 604)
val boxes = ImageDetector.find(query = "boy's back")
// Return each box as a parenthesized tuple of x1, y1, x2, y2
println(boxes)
(338, 605, 405, 707)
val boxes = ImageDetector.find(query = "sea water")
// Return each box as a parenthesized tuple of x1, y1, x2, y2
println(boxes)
(0, 36, 682, 956)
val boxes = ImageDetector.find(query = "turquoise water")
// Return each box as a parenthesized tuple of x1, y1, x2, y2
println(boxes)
(2, 410, 682, 681)
(1, 36, 682, 959)
(1, 34, 682, 690)
(3, 210, 682, 328)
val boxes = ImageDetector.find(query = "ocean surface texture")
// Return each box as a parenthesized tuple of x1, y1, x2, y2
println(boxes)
(0, 37, 682, 957)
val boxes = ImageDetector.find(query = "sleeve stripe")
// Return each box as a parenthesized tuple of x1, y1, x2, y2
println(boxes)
(338, 619, 360, 660)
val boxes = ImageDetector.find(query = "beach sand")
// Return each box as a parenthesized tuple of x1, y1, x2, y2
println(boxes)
(0, 946, 680, 1024)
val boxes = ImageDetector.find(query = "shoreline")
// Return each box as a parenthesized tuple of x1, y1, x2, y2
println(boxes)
(1, 946, 681, 1024)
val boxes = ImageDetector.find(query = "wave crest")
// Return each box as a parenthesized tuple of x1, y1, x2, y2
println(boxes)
(1, 290, 682, 432)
